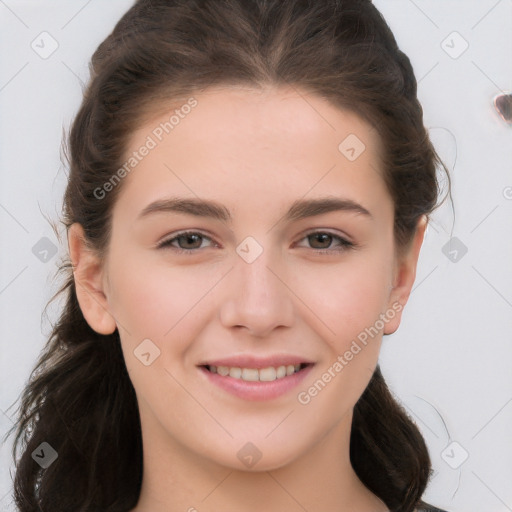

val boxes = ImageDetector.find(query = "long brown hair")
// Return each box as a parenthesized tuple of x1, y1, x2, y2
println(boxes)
(6, 1, 449, 510)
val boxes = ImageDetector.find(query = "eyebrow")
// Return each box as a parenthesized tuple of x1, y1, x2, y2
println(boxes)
(137, 196, 372, 224)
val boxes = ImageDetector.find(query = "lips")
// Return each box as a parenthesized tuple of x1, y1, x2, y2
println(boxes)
(197, 355, 314, 400)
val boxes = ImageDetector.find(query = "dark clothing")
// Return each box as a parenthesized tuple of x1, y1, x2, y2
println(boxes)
(417, 502, 449, 512)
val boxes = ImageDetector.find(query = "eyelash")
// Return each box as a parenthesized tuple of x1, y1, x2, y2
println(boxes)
(156, 230, 355, 255)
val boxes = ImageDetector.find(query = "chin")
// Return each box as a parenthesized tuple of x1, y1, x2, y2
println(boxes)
(206, 437, 309, 473)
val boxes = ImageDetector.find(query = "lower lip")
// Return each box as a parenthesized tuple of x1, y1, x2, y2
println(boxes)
(199, 365, 314, 401)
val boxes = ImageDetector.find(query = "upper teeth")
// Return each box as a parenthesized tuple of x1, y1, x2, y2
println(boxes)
(209, 364, 301, 382)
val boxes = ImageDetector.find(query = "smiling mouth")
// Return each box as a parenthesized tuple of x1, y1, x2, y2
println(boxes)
(201, 363, 311, 382)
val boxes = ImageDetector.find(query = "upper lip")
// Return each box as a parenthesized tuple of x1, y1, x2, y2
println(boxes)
(198, 355, 315, 369)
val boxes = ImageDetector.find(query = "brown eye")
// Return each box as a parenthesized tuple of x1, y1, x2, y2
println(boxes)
(308, 233, 334, 249)
(298, 231, 354, 253)
(157, 231, 214, 253)
(175, 233, 204, 249)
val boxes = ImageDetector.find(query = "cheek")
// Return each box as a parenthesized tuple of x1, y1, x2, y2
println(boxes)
(294, 256, 393, 349)
(298, 253, 394, 413)
(107, 252, 220, 350)
(107, 254, 210, 404)
(295, 266, 389, 417)
(108, 266, 173, 339)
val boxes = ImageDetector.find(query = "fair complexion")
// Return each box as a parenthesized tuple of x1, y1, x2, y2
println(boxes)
(68, 85, 426, 512)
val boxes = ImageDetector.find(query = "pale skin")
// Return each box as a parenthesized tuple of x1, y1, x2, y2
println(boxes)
(68, 85, 426, 512)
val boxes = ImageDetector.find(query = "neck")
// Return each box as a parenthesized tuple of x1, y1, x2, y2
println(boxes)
(131, 406, 388, 512)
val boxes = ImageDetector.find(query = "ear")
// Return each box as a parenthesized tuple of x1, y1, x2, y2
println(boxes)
(67, 223, 117, 335)
(384, 216, 427, 335)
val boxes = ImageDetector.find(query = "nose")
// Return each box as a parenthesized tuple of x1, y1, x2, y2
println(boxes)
(219, 246, 294, 338)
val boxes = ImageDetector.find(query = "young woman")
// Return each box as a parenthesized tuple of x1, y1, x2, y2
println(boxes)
(8, 1, 451, 511)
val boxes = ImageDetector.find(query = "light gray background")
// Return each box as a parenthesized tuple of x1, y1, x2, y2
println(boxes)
(1, 1, 511, 511)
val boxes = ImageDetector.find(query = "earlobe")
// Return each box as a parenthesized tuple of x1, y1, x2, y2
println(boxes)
(67, 223, 117, 335)
(384, 216, 427, 335)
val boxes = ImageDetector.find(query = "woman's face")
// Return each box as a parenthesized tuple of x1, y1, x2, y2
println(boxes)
(73, 85, 423, 471)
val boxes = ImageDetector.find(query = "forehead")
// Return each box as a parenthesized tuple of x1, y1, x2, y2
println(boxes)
(141, 84, 382, 158)
(113, 85, 390, 223)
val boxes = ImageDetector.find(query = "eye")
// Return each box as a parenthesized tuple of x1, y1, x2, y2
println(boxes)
(157, 230, 354, 255)
(296, 231, 354, 253)
(157, 231, 215, 254)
